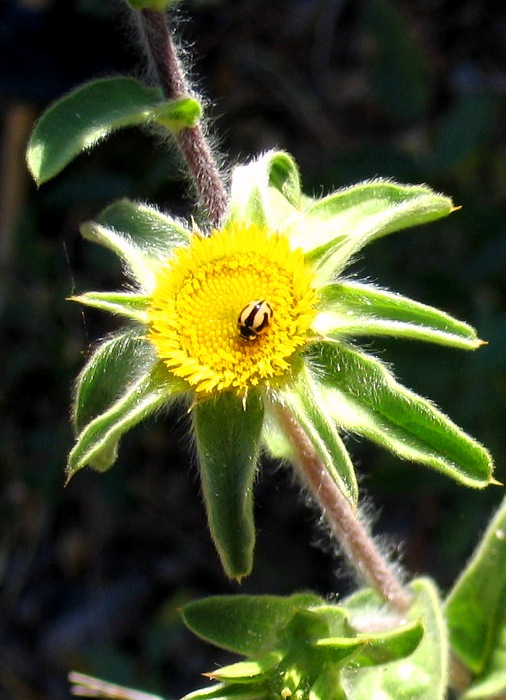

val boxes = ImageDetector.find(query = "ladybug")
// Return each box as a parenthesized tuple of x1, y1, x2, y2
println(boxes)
(237, 300, 273, 340)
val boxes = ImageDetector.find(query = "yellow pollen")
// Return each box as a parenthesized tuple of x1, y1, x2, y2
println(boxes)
(147, 222, 319, 397)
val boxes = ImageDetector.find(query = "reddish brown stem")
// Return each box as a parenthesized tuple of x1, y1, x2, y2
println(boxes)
(139, 9, 228, 227)
(275, 403, 412, 613)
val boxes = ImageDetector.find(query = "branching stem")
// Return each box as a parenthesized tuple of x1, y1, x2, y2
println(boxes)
(139, 9, 228, 227)
(275, 403, 413, 613)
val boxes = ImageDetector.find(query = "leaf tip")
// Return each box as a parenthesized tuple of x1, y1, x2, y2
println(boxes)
(201, 671, 217, 680)
(489, 477, 503, 487)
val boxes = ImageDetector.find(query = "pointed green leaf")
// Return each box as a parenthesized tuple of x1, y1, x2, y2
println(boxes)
(192, 392, 264, 580)
(344, 619, 424, 667)
(227, 151, 301, 229)
(342, 578, 448, 700)
(445, 492, 506, 684)
(69, 352, 183, 477)
(27, 77, 201, 184)
(207, 651, 284, 682)
(182, 593, 322, 657)
(314, 281, 482, 350)
(309, 342, 494, 488)
(314, 636, 367, 663)
(71, 291, 150, 322)
(277, 366, 358, 506)
(73, 330, 155, 433)
(81, 199, 190, 291)
(286, 180, 452, 283)
(96, 198, 190, 255)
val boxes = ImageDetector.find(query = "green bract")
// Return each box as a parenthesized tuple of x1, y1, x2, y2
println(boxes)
(180, 578, 445, 700)
(65, 151, 493, 580)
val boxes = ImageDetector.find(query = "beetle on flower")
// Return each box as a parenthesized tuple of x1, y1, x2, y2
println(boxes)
(69, 150, 494, 580)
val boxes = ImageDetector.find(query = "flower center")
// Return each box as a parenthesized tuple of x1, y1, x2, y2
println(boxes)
(147, 222, 319, 396)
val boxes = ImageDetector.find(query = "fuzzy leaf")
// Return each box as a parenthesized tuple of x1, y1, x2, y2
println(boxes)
(342, 578, 448, 700)
(314, 281, 482, 349)
(206, 652, 284, 682)
(192, 392, 264, 581)
(286, 180, 452, 284)
(71, 291, 150, 322)
(182, 593, 322, 657)
(27, 77, 201, 184)
(278, 366, 358, 506)
(81, 199, 189, 291)
(313, 636, 368, 663)
(69, 339, 182, 476)
(309, 342, 494, 488)
(339, 619, 424, 667)
(227, 151, 301, 229)
(445, 492, 506, 690)
(97, 199, 190, 255)
(73, 331, 155, 433)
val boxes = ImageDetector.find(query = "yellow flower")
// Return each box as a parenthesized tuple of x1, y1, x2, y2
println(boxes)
(69, 151, 493, 580)
(147, 222, 319, 397)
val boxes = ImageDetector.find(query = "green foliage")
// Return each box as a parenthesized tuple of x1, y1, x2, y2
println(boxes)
(27, 77, 201, 184)
(182, 593, 323, 657)
(308, 342, 493, 488)
(299, 180, 453, 283)
(69, 347, 182, 475)
(445, 492, 506, 698)
(341, 579, 447, 699)
(192, 392, 264, 581)
(280, 366, 359, 505)
(81, 199, 190, 290)
(181, 579, 440, 700)
(317, 281, 481, 349)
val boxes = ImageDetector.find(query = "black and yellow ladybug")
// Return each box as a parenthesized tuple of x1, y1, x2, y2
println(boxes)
(237, 300, 273, 340)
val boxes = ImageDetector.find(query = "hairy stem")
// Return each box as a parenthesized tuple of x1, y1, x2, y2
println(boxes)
(139, 8, 228, 227)
(275, 403, 412, 613)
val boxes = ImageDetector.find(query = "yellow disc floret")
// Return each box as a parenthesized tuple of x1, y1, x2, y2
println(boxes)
(147, 222, 319, 397)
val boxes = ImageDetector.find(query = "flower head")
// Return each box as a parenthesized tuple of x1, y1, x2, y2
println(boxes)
(147, 221, 319, 396)
(70, 150, 494, 579)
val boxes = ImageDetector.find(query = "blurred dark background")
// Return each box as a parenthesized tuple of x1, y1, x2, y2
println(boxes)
(1, 0, 505, 697)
